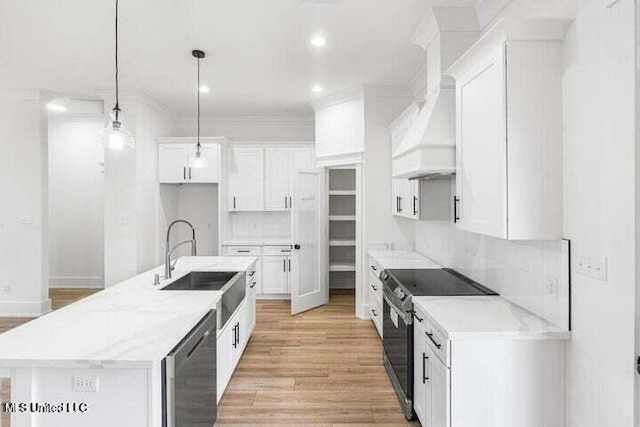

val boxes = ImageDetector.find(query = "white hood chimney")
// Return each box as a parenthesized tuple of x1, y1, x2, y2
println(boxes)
(392, 7, 478, 179)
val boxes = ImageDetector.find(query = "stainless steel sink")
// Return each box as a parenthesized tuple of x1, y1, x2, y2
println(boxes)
(161, 271, 245, 330)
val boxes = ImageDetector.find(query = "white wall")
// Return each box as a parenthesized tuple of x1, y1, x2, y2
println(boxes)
(103, 94, 178, 286)
(175, 113, 314, 141)
(0, 92, 51, 316)
(563, 1, 636, 426)
(48, 112, 104, 288)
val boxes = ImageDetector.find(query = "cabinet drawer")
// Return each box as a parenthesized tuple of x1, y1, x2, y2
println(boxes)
(422, 314, 449, 367)
(263, 246, 292, 256)
(369, 305, 383, 338)
(224, 246, 262, 256)
(368, 270, 383, 302)
(368, 256, 383, 277)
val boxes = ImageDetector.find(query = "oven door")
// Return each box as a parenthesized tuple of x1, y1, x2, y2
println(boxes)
(382, 294, 414, 419)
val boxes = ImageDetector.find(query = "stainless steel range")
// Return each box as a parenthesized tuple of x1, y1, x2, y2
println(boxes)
(380, 268, 497, 420)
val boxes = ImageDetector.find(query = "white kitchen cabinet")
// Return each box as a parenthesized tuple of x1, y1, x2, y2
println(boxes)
(262, 254, 290, 294)
(412, 299, 567, 427)
(367, 258, 383, 339)
(392, 179, 418, 219)
(158, 142, 220, 184)
(265, 147, 291, 210)
(265, 146, 315, 211)
(228, 146, 265, 211)
(246, 265, 258, 334)
(217, 297, 253, 403)
(446, 19, 567, 240)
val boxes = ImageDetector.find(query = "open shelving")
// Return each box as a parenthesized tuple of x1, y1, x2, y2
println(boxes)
(328, 169, 357, 289)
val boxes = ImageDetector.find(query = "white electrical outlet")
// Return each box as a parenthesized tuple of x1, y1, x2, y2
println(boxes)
(116, 214, 128, 225)
(73, 375, 99, 392)
(576, 254, 608, 281)
(19, 215, 34, 225)
(546, 276, 558, 298)
(1, 284, 11, 294)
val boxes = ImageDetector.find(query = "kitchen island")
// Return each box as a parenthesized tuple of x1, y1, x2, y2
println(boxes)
(0, 256, 257, 427)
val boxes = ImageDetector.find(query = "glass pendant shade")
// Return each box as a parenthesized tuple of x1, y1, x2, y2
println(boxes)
(104, 117, 134, 151)
(189, 150, 208, 168)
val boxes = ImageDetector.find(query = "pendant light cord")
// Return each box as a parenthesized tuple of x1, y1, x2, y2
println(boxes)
(197, 55, 201, 150)
(114, 0, 120, 118)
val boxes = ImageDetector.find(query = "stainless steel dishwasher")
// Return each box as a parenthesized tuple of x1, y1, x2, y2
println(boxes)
(162, 310, 217, 427)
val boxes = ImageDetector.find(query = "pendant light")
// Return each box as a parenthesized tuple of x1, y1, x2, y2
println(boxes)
(189, 49, 208, 168)
(104, 0, 134, 150)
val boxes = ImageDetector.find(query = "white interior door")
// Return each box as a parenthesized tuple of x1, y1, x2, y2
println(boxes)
(291, 168, 327, 314)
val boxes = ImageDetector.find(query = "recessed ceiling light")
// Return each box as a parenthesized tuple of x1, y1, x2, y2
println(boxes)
(199, 85, 210, 93)
(312, 85, 323, 94)
(46, 98, 68, 112)
(310, 35, 327, 47)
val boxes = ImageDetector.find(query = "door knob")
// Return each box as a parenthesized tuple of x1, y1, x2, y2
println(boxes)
(637, 357, 640, 375)
(294, 244, 301, 250)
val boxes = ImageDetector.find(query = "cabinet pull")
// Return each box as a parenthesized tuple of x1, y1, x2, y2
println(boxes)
(183, 167, 186, 180)
(288, 259, 291, 272)
(371, 308, 377, 317)
(233, 196, 236, 209)
(396, 196, 400, 213)
(413, 196, 418, 216)
(371, 284, 378, 292)
(426, 331, 442, 349)
(289, 196, 292, 209)
(235, 322, 240, 347)
(422, 353, 429, 383)
(284, 196, 288, 209)
(283, 259, 286, 272)
(453, 196, 460, 223)
(188, 167, 192, 180)
(411, 310, 423, 323)
(398, 196, 403, 213)
(237, 250, 251, 253)
(371, 265, 377, 272)
(249, 271, 256, 277)
(249, 281, 256, 289)
(232, 324, 238, 348)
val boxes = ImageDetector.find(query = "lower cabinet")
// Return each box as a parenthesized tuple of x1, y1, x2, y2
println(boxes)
(367, 259, 383, 339)
(223, 245, 293, 296)
(217, 265, 258, 403)
(413, 306, 450, 427)
(412, 303, 566, 427)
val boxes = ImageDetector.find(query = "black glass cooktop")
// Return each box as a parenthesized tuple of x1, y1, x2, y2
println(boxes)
(384, 268, 498, 296)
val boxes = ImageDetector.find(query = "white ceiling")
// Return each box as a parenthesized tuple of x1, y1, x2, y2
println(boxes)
(0, 0, 434, 114)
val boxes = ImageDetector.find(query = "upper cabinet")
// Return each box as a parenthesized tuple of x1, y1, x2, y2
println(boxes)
(312, 89, 365, 166)
(228, 146, 265, 211)
(158, 138, 225, 184)
(228, 144, 314, 212)
(446, 19, 570, 240)
(264, 147, 314, 211)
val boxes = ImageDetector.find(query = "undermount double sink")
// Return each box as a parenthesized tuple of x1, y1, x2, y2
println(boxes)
(160, 271, 246, 330)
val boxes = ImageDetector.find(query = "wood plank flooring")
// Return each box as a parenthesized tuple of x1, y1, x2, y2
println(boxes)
(0, 288, 416, 426)
(217, 290, 418, 426)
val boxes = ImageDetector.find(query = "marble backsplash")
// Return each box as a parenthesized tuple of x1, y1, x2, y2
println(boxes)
(414, 221, 570, 330)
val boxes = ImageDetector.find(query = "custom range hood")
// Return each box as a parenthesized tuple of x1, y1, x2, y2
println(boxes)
(392, 7, 477, 180)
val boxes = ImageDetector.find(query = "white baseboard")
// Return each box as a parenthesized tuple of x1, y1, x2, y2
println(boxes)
(0, 299, 52, 317)
(49, 276, 104, 289)
(256, 294, 291, 300)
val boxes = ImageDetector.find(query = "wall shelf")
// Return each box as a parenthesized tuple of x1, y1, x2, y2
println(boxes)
(329, 240, 356, 247)
(329, 215, 356, 221)
(329, 190, 356, 196)
(329, 263, 356, 272)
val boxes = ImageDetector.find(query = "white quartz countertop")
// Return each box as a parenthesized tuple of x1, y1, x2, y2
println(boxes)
(0, 256, 257, 369)
(368, 250, 441, 270)
(221, 238, 291, 246)
(413, 296, 571, 341)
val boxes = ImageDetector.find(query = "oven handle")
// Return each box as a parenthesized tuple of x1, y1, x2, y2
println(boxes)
(383, 294, 412, 325)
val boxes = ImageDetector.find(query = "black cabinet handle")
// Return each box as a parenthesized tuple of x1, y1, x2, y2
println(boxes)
(398, 196, 403, 212)
(411, 310, 423, 323)
(371, 284, 378, 291)
(249, 281, 256, 289)
(188, 167, 192, 180)
(453, 196, 460, 223)
(413, 196, 418, 216)
(237, 250, 251, 253)
(426, 331, 442, 349)
(294, 244, 301, 250)
(289, 196, 292, 209)
(249, 271, 256, 277)
(283, 259, 286, 272)
(232, 324, 238, 348)
(637, 357, 640, 375)
(371, 308, 377, 317)
(288, 259, 291, 272)
(284, 196, 288, 209)
(395, 196, 399, 213)
(371, 265, 377, 271)
(233, 196, 236, 209)
(183, 167, 186, 180)
(422, 353, 429, 383)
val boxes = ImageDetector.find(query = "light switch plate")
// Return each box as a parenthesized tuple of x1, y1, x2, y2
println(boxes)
(576, 254, 608, 281)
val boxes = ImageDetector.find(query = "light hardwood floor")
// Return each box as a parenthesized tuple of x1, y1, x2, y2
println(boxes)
(0, 289, 416, 426)
(217, 290, 417, 426)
